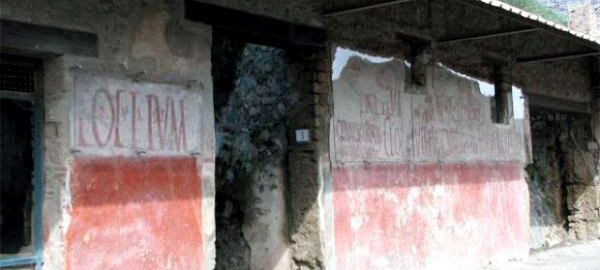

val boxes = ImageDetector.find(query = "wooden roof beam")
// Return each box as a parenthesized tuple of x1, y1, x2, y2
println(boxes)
(517, 51, 600, 63)
(322, 0, 416, 17)
(439, 27, 538, 45)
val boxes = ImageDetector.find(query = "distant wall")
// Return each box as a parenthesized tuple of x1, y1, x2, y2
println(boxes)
(536, 0, 600, 33)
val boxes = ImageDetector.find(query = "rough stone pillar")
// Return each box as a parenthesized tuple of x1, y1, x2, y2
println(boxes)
(287, 47, 332, 270)
(42, 56, 71, 270)
(563, 56, 600, 241)
(591, 57, 600, 227)
(494, 65, 513, 124)
(592, 57, 600, 143)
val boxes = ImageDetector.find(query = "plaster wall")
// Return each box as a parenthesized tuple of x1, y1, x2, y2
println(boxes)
(329, 48, 530, 269)
(1, 1, 215, 269)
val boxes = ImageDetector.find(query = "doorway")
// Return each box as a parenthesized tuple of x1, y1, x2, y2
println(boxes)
(528, 106, 598, 249)
(0, 56, 44, 269)
(211, 33, 299, 270)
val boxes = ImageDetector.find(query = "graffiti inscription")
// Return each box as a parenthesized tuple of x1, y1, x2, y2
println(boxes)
(332, 56, 524, 162)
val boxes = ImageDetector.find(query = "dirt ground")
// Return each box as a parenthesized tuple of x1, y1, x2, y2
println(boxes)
(483, 240, 600, 270)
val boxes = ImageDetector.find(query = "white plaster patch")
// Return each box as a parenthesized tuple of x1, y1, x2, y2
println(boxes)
(332, 47, 393, 80)
(371, 256, 391, 268)
(62, 164, 73, 238)
(432, 184, 445, 197)
(379, 188, 400, 204)
(439, 62, 495, 98)
(394, 186, 421, 227)
(406, 187, 421, 207)
(512, 86, 525, 119)
(350, 216, 363, 231)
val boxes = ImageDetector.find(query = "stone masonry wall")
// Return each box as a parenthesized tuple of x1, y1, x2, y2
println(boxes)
(528, 110, 572, 249)
(286, 47, 333, 270)
(535, 0, 600, 32)
(528, 108, 600, 249)
(569, 2, 600, 37)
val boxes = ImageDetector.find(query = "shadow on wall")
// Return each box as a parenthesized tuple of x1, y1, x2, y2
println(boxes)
(332, 162, 524, 191)
(68, 156, 203, 206)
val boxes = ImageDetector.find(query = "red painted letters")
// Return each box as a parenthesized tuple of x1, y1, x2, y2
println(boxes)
(77, 88, 189, 153)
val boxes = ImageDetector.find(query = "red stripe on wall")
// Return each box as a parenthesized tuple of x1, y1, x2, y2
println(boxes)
(66, 157, 203, 270)
(333, 162, 529, 269)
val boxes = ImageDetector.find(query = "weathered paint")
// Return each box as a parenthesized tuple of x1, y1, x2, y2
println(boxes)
(330, 48, 530, 269)
(333, 162, 529, 269)
(73, 72, 205, 156)
(66, 157, 203, 270)
(332, 51, 526, 163)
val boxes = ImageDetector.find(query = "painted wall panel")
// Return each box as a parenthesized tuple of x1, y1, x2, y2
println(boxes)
(333, 163, 529, 269)
(65, 69, 212, 269)
(0, 4, 215, 268)
(72, 72, 207, 156)
(66, 157, 203, 270)
(332, 49, 526, 163)
(330, 47, 530, 269)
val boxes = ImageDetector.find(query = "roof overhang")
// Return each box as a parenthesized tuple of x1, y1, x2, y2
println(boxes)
(321, 0, 599, 60)
(188, 0, 599, 102)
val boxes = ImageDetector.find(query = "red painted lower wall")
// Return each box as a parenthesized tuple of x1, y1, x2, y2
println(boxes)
(66, 157, 203, 270)
(333, 162, 529, 270)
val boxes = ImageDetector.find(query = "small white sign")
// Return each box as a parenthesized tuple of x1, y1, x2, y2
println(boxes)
(295, 129, 310, 143)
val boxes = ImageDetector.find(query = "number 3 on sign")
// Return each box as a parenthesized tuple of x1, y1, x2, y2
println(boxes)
(295, 129, 310, 143)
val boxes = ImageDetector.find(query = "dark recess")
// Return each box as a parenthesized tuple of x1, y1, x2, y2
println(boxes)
(1, 98, 34, 254)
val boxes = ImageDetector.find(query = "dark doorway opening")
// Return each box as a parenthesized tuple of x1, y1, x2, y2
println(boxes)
(528, 106, 598, 249)
(1, 98, 34, 255)
(211, 33, 299, 270)
(0, 60, 36, 257)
